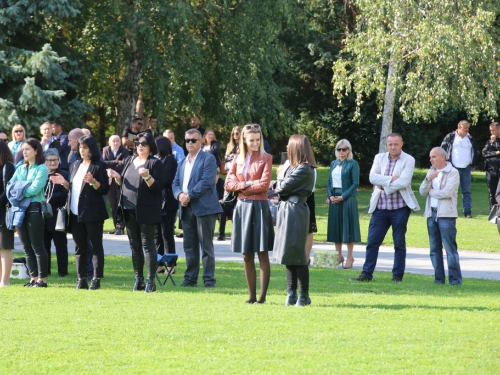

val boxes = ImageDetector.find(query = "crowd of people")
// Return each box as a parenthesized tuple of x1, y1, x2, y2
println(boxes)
(0, 118, 498, 305)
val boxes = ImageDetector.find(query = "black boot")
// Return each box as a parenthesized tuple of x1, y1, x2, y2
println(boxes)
(133, 277, 145, 291)
(76, 278, 89, 290)
(296, 291, 311, 306)
(145, 278, 156, 293)
(285, 289, 298, 306)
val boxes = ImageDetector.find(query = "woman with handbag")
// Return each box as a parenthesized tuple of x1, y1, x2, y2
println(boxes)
(43, 148, 69, 277)
(224, 124, 274, 304)
(50, 136, 109, 290)
(107, 132, 164, 293)
(0, 138, 15, 287)
(224, 126, 241, 173)
(8, 138, 49, 287)
(154, 136, 178, 275)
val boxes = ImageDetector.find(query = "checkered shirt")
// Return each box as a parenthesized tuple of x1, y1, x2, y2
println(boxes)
(376, 154, 407, 210)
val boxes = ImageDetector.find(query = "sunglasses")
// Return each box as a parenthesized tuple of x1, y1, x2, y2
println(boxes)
(244, 124, 261, 131)
(14, 130, 23, 133)
(185, 138, 199, 144)
(0, 138, 8, 143)
(135, 141, 149, 147)
(337, 148, 348, 152)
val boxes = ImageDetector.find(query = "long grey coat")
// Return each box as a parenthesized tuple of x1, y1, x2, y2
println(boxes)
(273, 164, 315, 265)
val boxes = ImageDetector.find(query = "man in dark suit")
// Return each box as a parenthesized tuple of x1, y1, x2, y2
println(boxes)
(102, 135, 129, 235)
(51, 119, 70, 171)
(172, 129, 222, 287)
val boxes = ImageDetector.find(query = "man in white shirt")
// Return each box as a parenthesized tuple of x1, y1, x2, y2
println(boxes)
(441, 120, 477, 218)
(419, 147, 462, 285)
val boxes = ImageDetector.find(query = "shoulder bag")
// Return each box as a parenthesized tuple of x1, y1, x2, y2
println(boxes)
(487, 204, 499, 224)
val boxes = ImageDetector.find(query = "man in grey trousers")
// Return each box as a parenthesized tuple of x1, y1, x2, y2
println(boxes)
(172, 129, 222, 287)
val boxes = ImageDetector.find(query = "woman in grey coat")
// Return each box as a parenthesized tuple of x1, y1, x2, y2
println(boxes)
(274, 135, 316, 306)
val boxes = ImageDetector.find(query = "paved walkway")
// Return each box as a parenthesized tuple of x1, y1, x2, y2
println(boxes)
(15, 234, 499, 281)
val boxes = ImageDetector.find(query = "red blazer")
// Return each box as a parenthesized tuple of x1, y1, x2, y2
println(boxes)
(224, 151, 272, 201)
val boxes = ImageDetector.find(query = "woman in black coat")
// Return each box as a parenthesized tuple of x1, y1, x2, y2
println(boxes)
(0, 137, 15, 287)
(154, 136, 178, 274)
(51, 136, 110, 290)
(43, 148, 69, 277)
(108, 132, 164, 293)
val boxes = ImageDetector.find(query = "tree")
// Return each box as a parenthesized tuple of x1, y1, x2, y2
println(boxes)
(0, 0, 88, 133)
(332, 0, 500, 152)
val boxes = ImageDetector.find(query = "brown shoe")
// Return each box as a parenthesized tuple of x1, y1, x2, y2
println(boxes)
(350, 274, 371, 282)
(391, 276, 402, 282)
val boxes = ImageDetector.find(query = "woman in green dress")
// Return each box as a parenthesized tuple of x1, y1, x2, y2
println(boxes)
(326, 139, 361, 269)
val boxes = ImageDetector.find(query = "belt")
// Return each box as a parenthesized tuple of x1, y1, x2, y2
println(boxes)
(283, 195, 307, 204)
(431, 207, 438, 212)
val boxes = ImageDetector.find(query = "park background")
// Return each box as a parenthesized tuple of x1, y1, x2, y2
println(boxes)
(1, 1, 500, 373)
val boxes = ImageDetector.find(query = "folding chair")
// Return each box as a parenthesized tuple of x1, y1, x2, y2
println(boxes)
(156, 253, 178, 287)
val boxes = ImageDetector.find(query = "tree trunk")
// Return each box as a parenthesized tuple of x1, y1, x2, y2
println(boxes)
(379, 59, 396, 153)
(116, 11, 142, 136)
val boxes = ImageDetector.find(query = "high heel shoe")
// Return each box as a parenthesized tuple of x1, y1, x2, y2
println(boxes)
(343, 258, 355, 269)
(337, 255, 345, 268)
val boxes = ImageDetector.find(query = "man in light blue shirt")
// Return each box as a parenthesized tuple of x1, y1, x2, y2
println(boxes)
(164, 129, 185, 163)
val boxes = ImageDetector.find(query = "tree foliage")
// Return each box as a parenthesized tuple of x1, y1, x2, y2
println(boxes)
(332, 0, 500, 126)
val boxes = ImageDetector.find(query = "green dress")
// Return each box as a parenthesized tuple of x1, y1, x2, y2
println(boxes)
(326, 159, 361, 243)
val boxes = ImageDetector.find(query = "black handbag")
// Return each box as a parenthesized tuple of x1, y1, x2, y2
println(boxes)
(41, 201, 53, 219)
(55, 206, 68, 232)
(223, 190, 238, 206)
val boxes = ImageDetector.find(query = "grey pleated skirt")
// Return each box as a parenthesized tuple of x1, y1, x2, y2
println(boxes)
(231, 199, 274, 253)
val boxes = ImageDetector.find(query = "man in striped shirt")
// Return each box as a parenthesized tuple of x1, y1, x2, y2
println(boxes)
(351, 133, 420, 282)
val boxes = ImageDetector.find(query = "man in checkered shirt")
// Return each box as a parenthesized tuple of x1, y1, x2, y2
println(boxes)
(351, 133, 420, 282)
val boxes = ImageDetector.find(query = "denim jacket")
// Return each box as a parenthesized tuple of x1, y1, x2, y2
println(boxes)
(6, 181, 32, 229)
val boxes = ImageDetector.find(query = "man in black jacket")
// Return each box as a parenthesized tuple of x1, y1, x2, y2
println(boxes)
(482, 122, 500, 208)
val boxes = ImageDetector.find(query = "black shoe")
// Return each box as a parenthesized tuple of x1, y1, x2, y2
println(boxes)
(89, 279, 101, 290)
(145, 279, 156, 293)
(76, 279, 89, 289)
(285, 289, 297, 306)
(133, 277, 145, 291)
(34, 280, 48, 288)
(58, 273, 68, 278)
(204, 284, 215, 288)
(114, 228, 125, 235)
(350, 274, 371, 282)
(107, 230, 117, 234)
(464, 210, 472, 218)
(217, 235, 225, 241)
(180, 280, 198, 287)
(391, 276, 402, 282)
(296, 292, 311, 306)
(24, 280, 36, 287)
(175, 233, 184, 238)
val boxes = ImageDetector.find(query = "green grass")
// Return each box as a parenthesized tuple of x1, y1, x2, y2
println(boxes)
(2, 256, 499, 373)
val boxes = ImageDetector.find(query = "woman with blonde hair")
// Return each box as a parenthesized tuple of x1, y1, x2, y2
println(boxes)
(326, 139, 361, 269)
(273, 135, 316, 306)
(8, 124, 26, 165)
(224, 126, 241, 172)
(202, 128, 222, 167)
(225, 124, 274, 304)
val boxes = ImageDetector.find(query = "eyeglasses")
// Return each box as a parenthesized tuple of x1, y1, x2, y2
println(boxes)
(135, 141, 149, 147)
(0, 138, 8, 143)
(244, 125, 260, 131)
(14, 130, 23, 133)
(46, 159, 59, 163)
(337, 148, 348, 152)
(185, 138, 199, 144)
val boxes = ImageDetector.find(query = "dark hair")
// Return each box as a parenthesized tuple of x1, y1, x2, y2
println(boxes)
(133, 117, 143, 123)
(155, 136, 172, 159)
(51, 119, 63, 127)
(0, 128, 7, 136)
(0, 139, 14, 166)
(23, 138, 45, 165)
(136, 132, 157, 156)
(149, 115, 157, 120)
(78, 135, 102, 163)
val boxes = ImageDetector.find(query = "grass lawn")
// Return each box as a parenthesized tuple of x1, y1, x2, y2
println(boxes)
(1, 256, 499, 373)
(202, 166, 498, 252)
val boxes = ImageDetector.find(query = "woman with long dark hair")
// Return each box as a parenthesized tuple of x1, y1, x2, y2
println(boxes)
(154, 136, 178, 274)
(273, 135, 316, 306)
(108, 132, 164, 292)
(51, 136, 109, 290)
(0, 137, 15, 287)
(8, 138, 49, 287)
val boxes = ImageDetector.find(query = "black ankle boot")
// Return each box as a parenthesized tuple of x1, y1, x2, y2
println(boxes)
(296, 291, 311, 306)
(133, 277, 145, 291)
(76, 278, 89, 290)
(285, 289, 298, 306)
(144, 278, 156, 293)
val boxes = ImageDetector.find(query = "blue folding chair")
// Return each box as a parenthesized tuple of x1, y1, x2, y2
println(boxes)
(156, 253, 178, 287)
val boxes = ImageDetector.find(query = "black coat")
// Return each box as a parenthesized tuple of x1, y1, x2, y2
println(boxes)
(46, 168, 70, 209)
(66, 160, 110, 223)
(0, 162, 15, 227)
(102, 145, 129, 170)
(159, 155, 178, 213)
(119, 155, 164, 224)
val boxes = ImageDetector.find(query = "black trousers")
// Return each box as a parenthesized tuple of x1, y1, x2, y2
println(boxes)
(124, 210, 157, 279)
(218, 204, 233, 236)
(108, 181, 124, 230)
(44, 217, 68, 276)
(70, 214, 105, 279)
(17, 202, 48, 278)
(486, 170, 500, 208)
(286, 265, 309, 292)
(155, 210, 177, 265)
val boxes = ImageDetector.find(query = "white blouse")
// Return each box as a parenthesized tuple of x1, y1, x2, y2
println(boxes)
(331, 165, 342, 188)
(70, 163, 88, 215)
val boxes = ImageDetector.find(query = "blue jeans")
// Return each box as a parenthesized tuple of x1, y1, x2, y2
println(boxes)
(454, 166, 472, 212)
(362, 207, 411, 280)
(427, 212, 462, 284)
